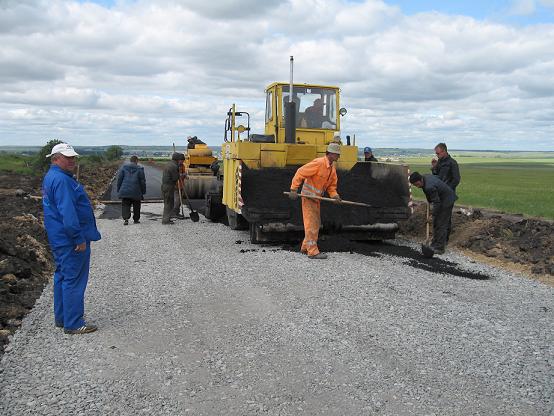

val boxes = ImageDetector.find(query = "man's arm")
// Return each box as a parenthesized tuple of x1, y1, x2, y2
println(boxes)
(290, 159, 321, 191)
(451, 160, 461, 189)
(139, 168, 146, 195)
(426, 185, 441, 216)
(326, 169, 339, 198)
(116, 169, 124, 192)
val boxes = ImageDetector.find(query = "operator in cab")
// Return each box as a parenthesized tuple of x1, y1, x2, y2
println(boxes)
(288, 142, 342, 260)
(363, 147, 378, 162)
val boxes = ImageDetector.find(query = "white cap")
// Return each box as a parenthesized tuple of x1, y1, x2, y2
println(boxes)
(46, 143, 79, 158)
(327, 142, 341, 154)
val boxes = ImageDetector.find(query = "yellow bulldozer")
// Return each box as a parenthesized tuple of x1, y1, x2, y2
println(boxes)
(204, 58, 411, 243)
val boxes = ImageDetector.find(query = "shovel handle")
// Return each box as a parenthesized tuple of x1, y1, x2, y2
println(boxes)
(425, 202, 430, 244)
(283, 192, 371, 208)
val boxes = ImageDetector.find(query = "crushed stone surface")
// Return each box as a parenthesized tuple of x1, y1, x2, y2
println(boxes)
(1, 203, 553, 415)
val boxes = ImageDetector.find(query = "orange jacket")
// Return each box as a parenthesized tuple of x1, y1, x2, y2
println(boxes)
(290, 156, 338, 198)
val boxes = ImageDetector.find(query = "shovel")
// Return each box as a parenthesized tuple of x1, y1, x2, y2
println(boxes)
(283, 192, 372, 207)
(173, 143, 188, 220)
(421, 202, 434, 258)
(181, 186, 200, 222)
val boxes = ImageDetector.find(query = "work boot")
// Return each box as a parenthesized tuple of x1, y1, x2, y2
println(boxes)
(308, 252, 328, 259)
(173, 214, 185, 220)
(433, 247, 445, 255)
(64, 324, 97, 335)
(134, 220, 140, 224)
(55, 321, 63, 328)
(124, 220, 129, 226)
(162, 220, 175, 225)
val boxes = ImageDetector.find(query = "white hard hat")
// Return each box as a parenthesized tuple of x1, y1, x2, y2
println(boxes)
(327, 142, 341, 155)
(46, 143, 79, 158)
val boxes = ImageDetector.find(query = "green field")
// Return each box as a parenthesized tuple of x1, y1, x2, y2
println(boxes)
(404, 155, 554, 220)
(0, 154, 35, 175)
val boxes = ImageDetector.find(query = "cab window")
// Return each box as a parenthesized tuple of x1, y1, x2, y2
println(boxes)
(282, 86, 337, 130)
(265, 91, 273, 122)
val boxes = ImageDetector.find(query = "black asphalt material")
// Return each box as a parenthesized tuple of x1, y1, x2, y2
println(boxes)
(281, 236, 492, 280)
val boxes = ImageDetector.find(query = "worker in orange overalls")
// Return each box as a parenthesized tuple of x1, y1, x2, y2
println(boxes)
(289, 142, 342, 259)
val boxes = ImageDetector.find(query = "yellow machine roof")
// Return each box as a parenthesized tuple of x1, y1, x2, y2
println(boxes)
(265, 82, 340, 91)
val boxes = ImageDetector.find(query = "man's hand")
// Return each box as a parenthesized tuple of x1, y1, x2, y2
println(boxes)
(431, 158, 438, 167)
(75, 242, 86, 252)
(288, 190, 299, 200)
(332, 195, 342, 204)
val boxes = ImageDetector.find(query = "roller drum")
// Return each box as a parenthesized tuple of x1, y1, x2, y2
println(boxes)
(184, 175, 218, 199)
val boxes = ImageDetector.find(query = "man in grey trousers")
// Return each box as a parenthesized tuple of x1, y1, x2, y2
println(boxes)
(161, 152, 185, 224)
(409, 172, 457, 255)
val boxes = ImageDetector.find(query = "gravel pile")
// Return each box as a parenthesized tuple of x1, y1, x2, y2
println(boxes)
(1, 203, 553, 415)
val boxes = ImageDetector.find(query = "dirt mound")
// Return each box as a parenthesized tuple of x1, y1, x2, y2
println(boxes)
(0, 163, 119, 355)
(0, 176, 52, 352)
(400, 202, 554, 280)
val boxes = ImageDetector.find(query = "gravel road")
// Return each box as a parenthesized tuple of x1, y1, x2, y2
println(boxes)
(1, 203, 553, 415)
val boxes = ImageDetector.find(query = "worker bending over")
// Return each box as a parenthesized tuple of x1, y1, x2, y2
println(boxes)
(409, 172, 457, 255)
(289, 143, 342, 259)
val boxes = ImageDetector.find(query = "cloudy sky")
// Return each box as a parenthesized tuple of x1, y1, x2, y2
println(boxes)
(1, 0, 554, 150)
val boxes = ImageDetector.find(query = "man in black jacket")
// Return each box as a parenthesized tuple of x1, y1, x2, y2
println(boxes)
(431, 142, 460, 193)
(161, 152, 185, 225)
(410, 172, 457, 255)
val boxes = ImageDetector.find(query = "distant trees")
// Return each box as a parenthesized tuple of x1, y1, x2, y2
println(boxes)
(34, 141, 124, 172)
(105, 145, 123, 161)
(34, 139, 63, 172)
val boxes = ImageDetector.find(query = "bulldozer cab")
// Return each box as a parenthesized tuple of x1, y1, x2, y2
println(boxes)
(265, 83, 341, 146)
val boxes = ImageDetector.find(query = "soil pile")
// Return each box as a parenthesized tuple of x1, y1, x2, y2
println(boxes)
(400, 202, 554, 279)
(0, 163, 119, 355)
(0, 174, 51, 353)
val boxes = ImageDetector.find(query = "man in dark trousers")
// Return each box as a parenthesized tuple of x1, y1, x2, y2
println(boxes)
(42, 143, 101, 334)
(117, 155, 146, 225)
(409, 172, 457, 255)
(431, 142, 460, 193)
(161, 152, 185, 224)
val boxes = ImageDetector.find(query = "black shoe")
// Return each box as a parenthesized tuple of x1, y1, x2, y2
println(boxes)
(173, 214, 185, 220)
(64, 324, 98, 335)
(124, 220, 129, 225)
(308, 253, 328, 259)
(162, 220, 175, 225)
(55, 321, 63, 328)
(134, 220, 140, 224)
(433, 248, 445, 255)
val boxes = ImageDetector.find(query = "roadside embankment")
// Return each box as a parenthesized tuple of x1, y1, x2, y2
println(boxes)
(400, 202, 554, 285)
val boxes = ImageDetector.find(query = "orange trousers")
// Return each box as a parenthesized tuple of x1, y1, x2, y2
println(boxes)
(300, 198, 321, 256)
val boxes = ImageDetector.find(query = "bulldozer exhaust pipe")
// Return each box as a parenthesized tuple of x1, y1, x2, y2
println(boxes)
(285, 56, 296, 144)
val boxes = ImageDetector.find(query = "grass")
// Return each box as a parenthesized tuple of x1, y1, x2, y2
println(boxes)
(0, 154, 35, 175)
(405, 157, 554, 220)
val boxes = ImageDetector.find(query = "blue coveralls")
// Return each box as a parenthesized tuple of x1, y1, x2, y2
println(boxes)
(42, 165, 101, 330)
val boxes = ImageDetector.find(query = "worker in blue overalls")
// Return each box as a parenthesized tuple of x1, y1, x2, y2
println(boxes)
(42, 143, 101, 334)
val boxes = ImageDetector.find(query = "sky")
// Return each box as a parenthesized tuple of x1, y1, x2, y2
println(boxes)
(1, 0, 554, 150)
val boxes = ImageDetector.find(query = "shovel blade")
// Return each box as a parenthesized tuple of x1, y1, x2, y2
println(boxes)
(190, 211, 200, 222)
(421, 244, 435, 258)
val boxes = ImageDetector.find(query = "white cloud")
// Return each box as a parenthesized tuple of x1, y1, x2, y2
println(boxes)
(509, 0, 536, 15)
(0, 0, 553, 150)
